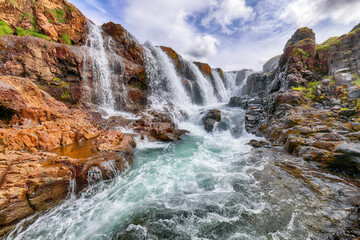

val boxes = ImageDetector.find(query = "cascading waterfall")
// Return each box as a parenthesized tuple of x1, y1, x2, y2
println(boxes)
(143, 42, 194, 120)
(85, 23, 116, 113)
(9, 30, 360, 240)
(224, 72, 237, 90)
(232, 70, 253, 97)
(188, 62, 218, 105)
(212, 69, 228, 102)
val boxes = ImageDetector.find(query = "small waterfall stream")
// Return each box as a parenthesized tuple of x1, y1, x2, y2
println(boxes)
(188, 62, 218, 105)
(85, 23, 116, 113)
(212, 69, 228, 102)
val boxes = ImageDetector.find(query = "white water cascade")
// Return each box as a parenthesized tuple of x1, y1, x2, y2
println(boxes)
(212, 69, 228, 102)
(143, 42, 194, 120)
(224, 72, 237, 90)
(85, 23, 116, 114)
(232, 70, 253, 97)
(188, 62, 218, 105)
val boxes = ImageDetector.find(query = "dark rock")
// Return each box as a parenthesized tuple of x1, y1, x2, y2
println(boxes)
(235, 69, 253, 86)
(228, 97, 243, 107)
(284, 27, 315, 51)
(241, 73, 269, 97)
(349, 89, 360, 99)
(202, 109, 221, 132)
(247, 139, 271, 148)
(334, 68, 352, 85)
(339, 109, 356, 118)
(263, 55, 281, 73)
(335, 144, 360, 159)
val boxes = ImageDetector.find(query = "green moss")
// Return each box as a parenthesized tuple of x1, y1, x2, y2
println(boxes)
(292, 86, 307, 92)
(29, 14, 37, 28)
(9, 0, 18, 7)
(51, 8, 66, 23)
(62, 33, 71, 45)
(16, 27, 48, 39)
(61, 91, 70, 100)
(21, 12, 30, 20)
(0, 21, 14, 36)
(351, 73, 360, 87)
(317, 44, 330, 52)
(53, 77, 61, 82)
(28, 31, 48, 39)
(292, 47, 310, 58)
(305, 81, 321, 101)
(16, 27, 26, 36)
(60, 81, 70, 88)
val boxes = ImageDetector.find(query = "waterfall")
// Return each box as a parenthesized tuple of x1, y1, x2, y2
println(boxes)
(143, 42, 194, 120)
(211, 69, 228, 102)
(188, 62, 217, 105)
(85, 23, 116, 114)
(232, 70, 253, 97)
(224, 72, 237, 90)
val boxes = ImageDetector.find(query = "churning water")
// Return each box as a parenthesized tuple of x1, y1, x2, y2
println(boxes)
(8, 31, 360, 240)
(8, 106, 359, 240)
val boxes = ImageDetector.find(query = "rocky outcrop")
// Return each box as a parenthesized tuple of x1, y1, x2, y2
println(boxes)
(202, 109, 221, 132)
(0, 0, 189, 236)
(0, 0, 88, 44)
(0, 74, 138, 235)
(263, 55, 280, 74)
(231, 24, 360, 177)
(0, 35, 83, 105)
(235, 69, 253, 86)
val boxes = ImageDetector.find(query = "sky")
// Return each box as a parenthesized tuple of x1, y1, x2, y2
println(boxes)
(68, 0, 360, 71)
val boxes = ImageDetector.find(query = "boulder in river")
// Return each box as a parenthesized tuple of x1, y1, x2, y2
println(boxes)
(202, 109, 221, 132)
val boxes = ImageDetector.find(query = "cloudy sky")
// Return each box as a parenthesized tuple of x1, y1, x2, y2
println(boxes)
(68, 0, 360, 71)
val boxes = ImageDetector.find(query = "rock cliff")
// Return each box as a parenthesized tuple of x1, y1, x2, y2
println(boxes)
(0, 0, 187, 235)
(233, 25, 360, 178)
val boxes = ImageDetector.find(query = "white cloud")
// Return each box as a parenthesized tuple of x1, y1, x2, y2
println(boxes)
(122, 0, 220, 62)
(201, 0, 254, 34)
(185, 35, 220, 61)
(280, 0, 360, 27)
(68, 0, 360, 71)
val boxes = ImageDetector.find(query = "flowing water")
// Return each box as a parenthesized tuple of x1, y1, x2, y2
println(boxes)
(211, 69, 228, 102)
(85, 23, 116, 113)
(8, 34, 360, 240)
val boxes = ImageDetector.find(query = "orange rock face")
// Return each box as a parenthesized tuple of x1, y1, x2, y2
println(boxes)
(0, 36, 83, 105)
(0, 74, 138, 235)
(0, 0, 88, 44)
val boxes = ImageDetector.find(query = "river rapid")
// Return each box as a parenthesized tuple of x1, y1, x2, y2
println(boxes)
(8, 24, 360, 239)
(8, 105, 360, 240)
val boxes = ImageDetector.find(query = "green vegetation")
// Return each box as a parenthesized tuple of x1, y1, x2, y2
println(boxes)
(53, 77, 61, 82)
(21, 12, 30, 20)
(29, 14, 37, 28)
(51, 8, 66, 23)
(16, 28, 48, 39)
(352, 73, 360, 87)
(61, 90, 70, 100)
(0, 21, 14, 36)
(16, 27, 26, 36)
(292, 86, 307, 92)
(62, 33, 71, 45)
(9, 0, 18, 7)
(317, 36, 342, 52)
(292, 47, 310, 58)
(317, 45, 330, 52)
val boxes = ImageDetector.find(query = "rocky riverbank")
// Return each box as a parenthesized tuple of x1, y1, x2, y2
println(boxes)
(0, 0, 188, 235)
(230, 25, 360, 179)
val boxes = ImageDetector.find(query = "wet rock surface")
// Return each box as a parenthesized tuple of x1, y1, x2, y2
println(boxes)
(202, 109, 221, 132)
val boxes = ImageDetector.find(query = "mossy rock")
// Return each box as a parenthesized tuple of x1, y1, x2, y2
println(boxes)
(0, 21, 14, 36)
